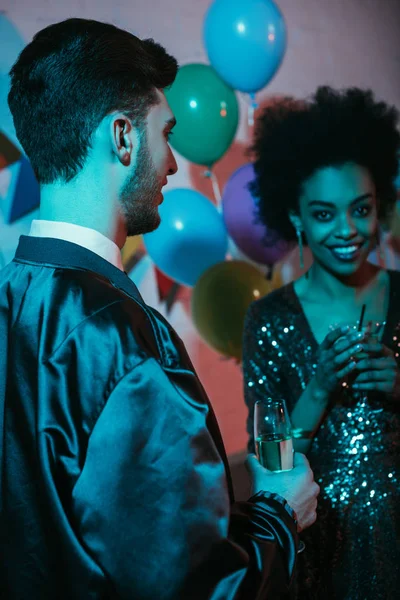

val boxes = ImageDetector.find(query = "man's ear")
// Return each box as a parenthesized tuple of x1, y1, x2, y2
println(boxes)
(289, 211, 302, 232)
(110, 113, 140, 166)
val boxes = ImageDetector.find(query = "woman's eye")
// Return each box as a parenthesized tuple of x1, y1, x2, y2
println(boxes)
(355, 205, 371, 217)
(313, 210, 332, 221)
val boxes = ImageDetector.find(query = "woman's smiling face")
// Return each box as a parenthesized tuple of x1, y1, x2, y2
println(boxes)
(296, 162, 378, 276)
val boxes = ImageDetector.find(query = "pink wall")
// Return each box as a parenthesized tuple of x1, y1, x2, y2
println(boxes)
(1, 0, 400, 455)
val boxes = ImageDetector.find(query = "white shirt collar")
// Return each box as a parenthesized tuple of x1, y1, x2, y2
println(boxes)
(28, 220, 124, 271)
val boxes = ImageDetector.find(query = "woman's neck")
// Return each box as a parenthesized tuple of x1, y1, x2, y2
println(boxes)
(294, 261, 390, 345)
(299, 260, 383, 303)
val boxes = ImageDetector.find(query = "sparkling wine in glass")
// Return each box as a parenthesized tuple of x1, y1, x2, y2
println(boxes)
(254, 398, 294, 472)
(254, 398, 305, 553)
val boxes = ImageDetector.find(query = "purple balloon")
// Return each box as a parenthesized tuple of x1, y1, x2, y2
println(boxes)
(222, 163, 292, 265)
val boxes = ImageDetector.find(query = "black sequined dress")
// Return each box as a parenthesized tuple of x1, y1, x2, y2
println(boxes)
(242, 270, 400, 600)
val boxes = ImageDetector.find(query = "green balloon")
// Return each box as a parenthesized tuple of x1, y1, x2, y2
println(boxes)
(191, 261, 273, 360)
(165, 63, 239, 167)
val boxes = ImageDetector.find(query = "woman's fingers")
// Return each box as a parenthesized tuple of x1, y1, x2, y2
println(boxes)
(321, 325, 352, 350)
(336, 360, 358, 380)
(317, 326, 397, 394)
(316, 332, 365, 392)
(332, 330, 364, 353)
(353, 368, 396, 383)
(352, 381, 394, 392)
(328, 341, 363, 368)
(355, 356, 396, 372)
(361, 341, 383, 355)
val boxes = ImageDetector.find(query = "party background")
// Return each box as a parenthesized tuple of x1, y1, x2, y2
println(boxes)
(1, 0, 400, 488)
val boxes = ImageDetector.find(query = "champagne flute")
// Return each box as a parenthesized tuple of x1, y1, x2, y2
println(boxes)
(254, 398, 305, 553)
(254, 398, 294, 471)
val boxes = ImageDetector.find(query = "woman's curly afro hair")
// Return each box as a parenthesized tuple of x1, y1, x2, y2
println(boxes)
(249, 86, 400, 244)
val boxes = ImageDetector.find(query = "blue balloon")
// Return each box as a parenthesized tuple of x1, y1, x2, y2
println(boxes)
(0, 16, 25, 142)
(143, 189, 228, 287)
(204, 0, 287, 94)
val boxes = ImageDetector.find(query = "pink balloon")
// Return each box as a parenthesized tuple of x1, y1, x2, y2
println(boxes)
(222, 163, 292, 265)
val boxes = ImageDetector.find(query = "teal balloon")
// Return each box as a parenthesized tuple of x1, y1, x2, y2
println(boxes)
(204, 0, 287, 94)
(143, 188, 228, 287)
(165, 63, 239, 166)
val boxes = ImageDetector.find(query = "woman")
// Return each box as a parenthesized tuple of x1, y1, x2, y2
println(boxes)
(242, 87, 400, 599)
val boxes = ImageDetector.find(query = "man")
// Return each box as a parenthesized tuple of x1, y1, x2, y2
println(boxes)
(0, 18, 319, 599)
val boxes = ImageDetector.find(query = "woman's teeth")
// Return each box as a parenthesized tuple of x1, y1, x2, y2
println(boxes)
(330, 244, 361, 261)
(333, 245, 358, 254)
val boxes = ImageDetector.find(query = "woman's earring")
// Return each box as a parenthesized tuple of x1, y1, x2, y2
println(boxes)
(296, 227, 304, 270)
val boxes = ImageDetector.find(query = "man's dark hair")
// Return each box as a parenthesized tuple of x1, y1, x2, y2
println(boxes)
(8, 18, 178, 184)
(249, 86, 400, 245)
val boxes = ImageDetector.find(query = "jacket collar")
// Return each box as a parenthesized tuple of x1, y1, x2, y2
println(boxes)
(15, 235, 144, 304)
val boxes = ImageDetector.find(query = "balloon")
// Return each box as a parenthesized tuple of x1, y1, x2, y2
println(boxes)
(191, 260, 273, 359)
(269, 265, 284, 290)
(222, 163, 292, 265)
(227, 237, 266, 271)
(165, 63, 239, 166)
(121, 235, 143, 272)
(121, 235, 142, 262)
(204, 0, 287, 94)
(143, 188, 228, 287)
(0, 15, 25, 141)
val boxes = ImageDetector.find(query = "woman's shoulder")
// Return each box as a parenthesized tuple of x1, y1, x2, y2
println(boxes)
(246, 281, 297, 323)
(243, 280, 309, 361)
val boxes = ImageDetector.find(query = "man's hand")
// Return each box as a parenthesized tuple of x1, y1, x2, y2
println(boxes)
(246, 453, 320, 532)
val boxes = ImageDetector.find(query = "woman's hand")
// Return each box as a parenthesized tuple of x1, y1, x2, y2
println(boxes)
(314, 325, 365, 397)
(352, 339, 400, 395)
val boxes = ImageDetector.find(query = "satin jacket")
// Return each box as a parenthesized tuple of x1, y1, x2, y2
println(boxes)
(0, 236, 298, 599)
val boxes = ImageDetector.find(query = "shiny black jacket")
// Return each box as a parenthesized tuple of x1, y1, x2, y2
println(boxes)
(0, 236, 297, 599)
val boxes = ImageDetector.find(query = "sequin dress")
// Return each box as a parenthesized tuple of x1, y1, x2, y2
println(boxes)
(242, 270, 400, 600)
